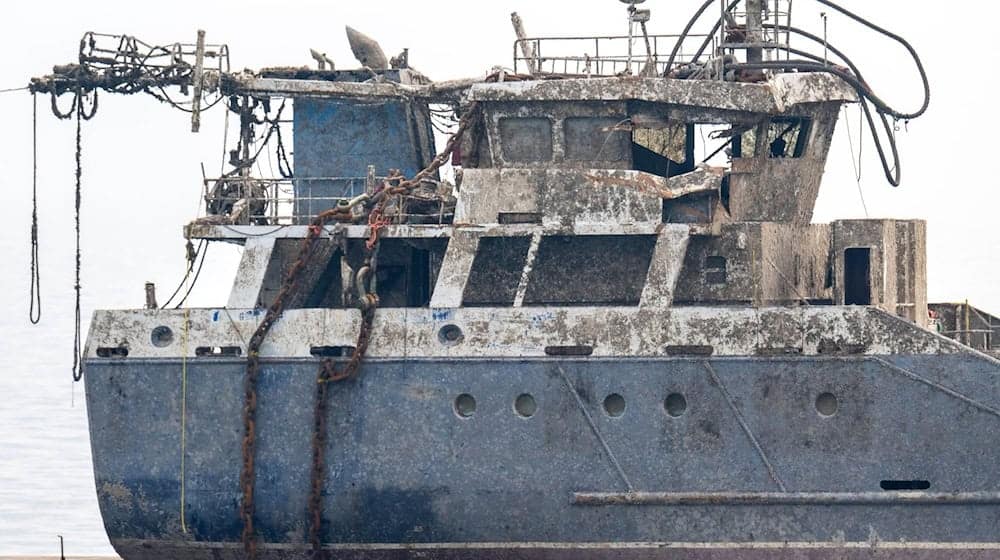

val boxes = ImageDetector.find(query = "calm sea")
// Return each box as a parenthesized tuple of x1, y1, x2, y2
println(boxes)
(0, 226, 114, 556)
(0, 321, 115, 556)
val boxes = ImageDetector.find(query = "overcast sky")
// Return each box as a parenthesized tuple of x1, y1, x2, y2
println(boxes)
(0, 0, 996, 353)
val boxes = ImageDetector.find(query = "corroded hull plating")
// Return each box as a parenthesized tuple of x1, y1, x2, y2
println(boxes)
(84, 346, 1000, 559)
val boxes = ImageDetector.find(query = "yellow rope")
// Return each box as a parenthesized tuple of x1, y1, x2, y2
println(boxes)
(180, 308, 190, 533)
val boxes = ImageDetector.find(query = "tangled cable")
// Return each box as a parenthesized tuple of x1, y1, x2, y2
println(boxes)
(664, 0, 930, 187)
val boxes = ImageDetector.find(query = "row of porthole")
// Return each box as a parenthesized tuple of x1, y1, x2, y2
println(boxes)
(454, 392, 839, 419)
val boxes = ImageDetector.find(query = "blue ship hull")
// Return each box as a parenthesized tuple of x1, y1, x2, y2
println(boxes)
(84, 353, 1000, 558)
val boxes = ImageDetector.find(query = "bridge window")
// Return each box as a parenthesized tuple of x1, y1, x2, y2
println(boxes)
(565, 117, 629, 162)
(523, 235, 657, 306)
(632, 121, 694, 178)
(499, 117, 553, 162)
(463, 236, 533, 306)
(767, 117, 811, 158)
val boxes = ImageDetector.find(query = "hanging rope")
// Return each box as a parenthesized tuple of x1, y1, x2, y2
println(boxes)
(29, 92, 42, 324)
(71, 90, 85, 382)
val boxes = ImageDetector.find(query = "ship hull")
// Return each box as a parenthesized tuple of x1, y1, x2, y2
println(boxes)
(84, 353, 1000, 559)
(106, 539, 1000, 559)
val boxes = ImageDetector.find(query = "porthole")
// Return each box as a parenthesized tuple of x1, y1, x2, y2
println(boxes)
(454, 393, 476, 418)
(514, 394, 537, 418)
(664, 393, 688, 418)
(603, 393, 626, 418)
(438, 324, 464, 347)
(150, 326, 174, 348)
(815, 392, 838, 417)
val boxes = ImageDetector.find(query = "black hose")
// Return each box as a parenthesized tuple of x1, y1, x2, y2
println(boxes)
(762, 29, 902, 186)
(663, 0, 928, 187)
(664, 0, 740, 74)
(757, 50, 901, 186)
(813, 0, 929, 120)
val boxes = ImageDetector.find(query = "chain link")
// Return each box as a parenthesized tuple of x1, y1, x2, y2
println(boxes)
(240, 102, 480, 559)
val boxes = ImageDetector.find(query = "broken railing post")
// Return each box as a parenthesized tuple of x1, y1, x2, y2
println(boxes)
(511, 12, 538, 75)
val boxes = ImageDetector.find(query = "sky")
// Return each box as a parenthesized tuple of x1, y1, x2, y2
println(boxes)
(0, 0, 997, 553)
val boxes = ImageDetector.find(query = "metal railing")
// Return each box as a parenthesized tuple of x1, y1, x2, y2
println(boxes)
(202, 175, 454, 226)
(513, 34, 715, 76)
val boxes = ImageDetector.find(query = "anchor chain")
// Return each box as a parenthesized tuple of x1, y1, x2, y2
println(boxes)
(240, 102, 480, 559)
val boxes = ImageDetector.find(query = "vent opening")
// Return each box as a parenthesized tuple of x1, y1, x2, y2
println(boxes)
(880, 480, 931, 491)
(195, 346, 242, 357)
(665, 345, 714, 357)
(96, 347, 129, 358)
(545, 345, 594, 356)
(310, 346, 356, 358)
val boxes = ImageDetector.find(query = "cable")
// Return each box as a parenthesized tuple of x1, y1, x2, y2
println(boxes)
(665, 0, 741, 73)
(29, 92, 41, 324)
(0, 86, 29, 94)
(757, 28, 903, 186)
(161, 240, 206, 309)
(843, 105, 869, 217)
(174, 241, 209, 309)
(813, 0, 929, 120)
(71, 92, 83, 382)
(662, 0, 928, 188)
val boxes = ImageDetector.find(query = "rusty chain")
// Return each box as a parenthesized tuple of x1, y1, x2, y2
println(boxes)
(240, 102, 480, 560)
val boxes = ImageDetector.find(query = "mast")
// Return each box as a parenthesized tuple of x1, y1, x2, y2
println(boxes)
(746, 0, 764, 64)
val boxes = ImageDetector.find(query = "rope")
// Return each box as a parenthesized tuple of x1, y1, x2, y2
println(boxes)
(843, 105, 869, 217)
(180, 308, 190, 533)
(29, 92, 41, 324)
(71, 92, 84, 382)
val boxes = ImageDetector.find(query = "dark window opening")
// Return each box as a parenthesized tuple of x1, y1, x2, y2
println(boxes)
(705, 255, 728, 285)
(303, 250, 345, 308)
(719, 175, 731, 214)
(523, 235, 657, 306)
(631, 122, 695, 178)
(767, 118, 811, 158)
(374, 239, 449, 308)
(499, 117, 553, 162)
(844, 248, 872, 305)
(463, 236, 533, 306)
(880, 480, 931, 491)
(565, 117, 629, 162)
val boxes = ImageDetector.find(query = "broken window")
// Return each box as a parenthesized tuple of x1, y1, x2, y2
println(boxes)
(463, 236, 533, 306)
(705, 255, 728, 285)
(498, 117, 553, 162)
(695, 124, 738, 167)
(523, 235, 657, 306)
(564, 117, 630, 162)
(373, 239, 449, 308)
(766, 118, 811, 158)
(631, 120, 694, 178)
